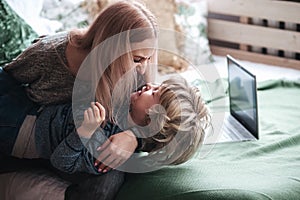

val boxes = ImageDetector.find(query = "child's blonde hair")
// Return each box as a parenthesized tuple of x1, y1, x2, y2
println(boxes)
(140, 77, 211, 165)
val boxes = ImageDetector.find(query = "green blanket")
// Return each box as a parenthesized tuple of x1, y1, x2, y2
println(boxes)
(0, 0, 38, 66)
(116, 79, 300, 200)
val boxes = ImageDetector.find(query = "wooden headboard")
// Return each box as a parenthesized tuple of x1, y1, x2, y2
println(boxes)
(207, 0, 300, 70)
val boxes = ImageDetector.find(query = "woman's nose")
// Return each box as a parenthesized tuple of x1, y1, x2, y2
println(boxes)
(136, 63, 147, 75)
(147, 83, 159, 90)
(143, 84, 151, 92)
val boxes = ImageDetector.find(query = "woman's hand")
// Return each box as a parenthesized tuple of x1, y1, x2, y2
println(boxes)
(94, 130, 138, 173)
(77, 102, 105, 138)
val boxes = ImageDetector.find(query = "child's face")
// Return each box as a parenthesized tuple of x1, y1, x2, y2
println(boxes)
(130, 83, 160, 126)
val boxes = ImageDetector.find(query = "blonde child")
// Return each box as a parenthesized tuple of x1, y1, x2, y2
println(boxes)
(85, 76, 211, 171)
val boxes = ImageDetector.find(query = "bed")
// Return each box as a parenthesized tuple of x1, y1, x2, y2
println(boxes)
(1, 73, 300, 200)
(1, 0, 300, 199)
(116, 78, 300, 199)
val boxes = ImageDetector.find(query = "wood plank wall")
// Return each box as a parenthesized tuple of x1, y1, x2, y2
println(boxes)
(207, 0, 300, 70)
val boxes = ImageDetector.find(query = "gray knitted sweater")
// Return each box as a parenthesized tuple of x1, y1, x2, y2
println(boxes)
(3, 32, 74, 104)
(35, 103, 124, 175)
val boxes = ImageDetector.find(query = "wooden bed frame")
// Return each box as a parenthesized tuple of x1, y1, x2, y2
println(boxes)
(207, 0, 300, 70)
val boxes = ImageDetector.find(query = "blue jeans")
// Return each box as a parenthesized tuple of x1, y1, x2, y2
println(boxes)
(0, 67, 38, 155)
(63, 170, 125, 200)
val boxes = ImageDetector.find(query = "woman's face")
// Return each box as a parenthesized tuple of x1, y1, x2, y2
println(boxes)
(129, 83, 160, 126)
(131, 38, 156, 75)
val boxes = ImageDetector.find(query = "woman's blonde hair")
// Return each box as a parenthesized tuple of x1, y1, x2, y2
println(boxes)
(69, 0, 158, 121)
(141, 77, 211, 165)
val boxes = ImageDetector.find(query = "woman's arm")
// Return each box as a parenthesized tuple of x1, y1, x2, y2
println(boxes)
(3, 39, 43, 84)
(94, 129, 138, 173)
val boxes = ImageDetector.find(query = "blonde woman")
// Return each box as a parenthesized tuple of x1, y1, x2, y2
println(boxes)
(2, 1, 158, 199)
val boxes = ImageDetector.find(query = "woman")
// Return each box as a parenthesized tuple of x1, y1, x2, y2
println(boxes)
(3, 0, 157, 173)
(2, 1, 158, 199)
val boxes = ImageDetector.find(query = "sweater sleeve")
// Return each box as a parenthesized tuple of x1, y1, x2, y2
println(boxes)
(3, 40, 43, 84)
(50, 127, 110, 175)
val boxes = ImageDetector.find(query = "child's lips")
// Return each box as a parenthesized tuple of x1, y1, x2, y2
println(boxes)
(131, 88, 143, 102)
(130, 91, 140, 102)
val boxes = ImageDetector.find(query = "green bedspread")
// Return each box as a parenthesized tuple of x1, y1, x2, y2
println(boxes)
(116, 79, 300, 200)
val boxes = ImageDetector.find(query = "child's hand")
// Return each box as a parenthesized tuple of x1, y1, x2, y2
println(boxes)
(77, 102, 106, 138)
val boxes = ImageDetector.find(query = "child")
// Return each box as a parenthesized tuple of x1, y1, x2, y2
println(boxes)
(94, 76, 211, 172)
(0, 68, 210, 174)
(54, 76, 211, 173)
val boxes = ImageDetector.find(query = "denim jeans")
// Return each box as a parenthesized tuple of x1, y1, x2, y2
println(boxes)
(0, 67, 39, 155)
(63, 170, 125, 200)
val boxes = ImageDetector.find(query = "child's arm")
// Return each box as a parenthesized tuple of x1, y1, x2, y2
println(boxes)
(77, 102, 105, 138)
(50, 125, 110, 175)
(49, 102, 136, 174)
(49, 102, 111, 174)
